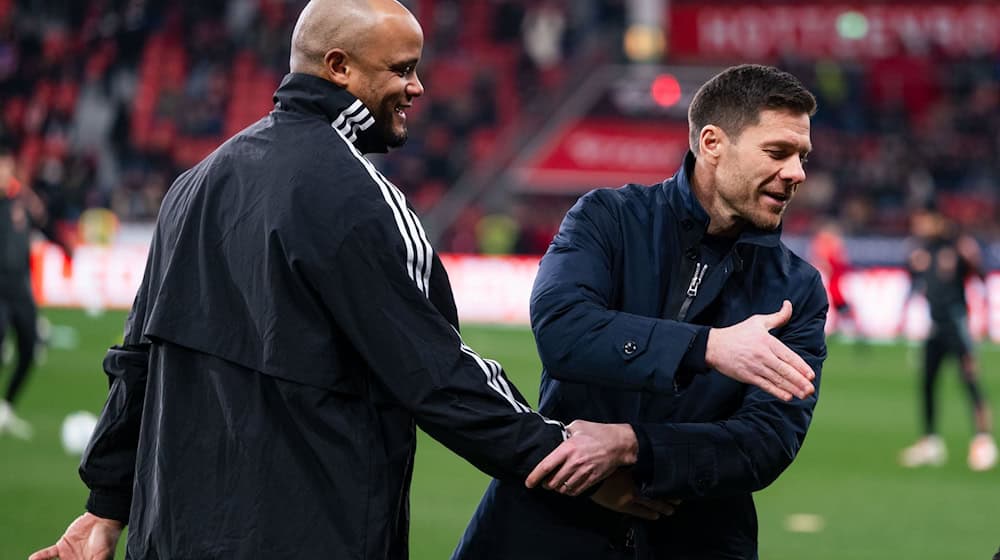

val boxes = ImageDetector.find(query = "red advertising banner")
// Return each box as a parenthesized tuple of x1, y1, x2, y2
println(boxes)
(669, 4, 1000, 59)
(517, 119, 689, 191)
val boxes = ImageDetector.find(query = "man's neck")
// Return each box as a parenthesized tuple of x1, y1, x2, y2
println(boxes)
(690, 158, 741, 237)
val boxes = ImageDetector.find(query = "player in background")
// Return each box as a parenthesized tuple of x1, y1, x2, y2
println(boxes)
(810, 221, 858, 340)
(0, 145, 68, 439)
(899, 204, 997, 471)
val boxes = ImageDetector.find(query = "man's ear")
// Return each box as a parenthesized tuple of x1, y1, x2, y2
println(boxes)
(325, 49, 350, 88)
(698, 125, 727, 164)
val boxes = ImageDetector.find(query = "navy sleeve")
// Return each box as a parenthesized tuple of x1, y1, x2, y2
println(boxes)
(637, 275, 828, 499)
(295, 215, 566, 482)
(79, 344, 150, 524)
(531, 190, 707, 394)
(679, 326, 710, 371)
(630, 423, 654, 485)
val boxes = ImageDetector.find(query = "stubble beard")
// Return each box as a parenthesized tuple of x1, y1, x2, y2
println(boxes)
(378, 98, 408, 148)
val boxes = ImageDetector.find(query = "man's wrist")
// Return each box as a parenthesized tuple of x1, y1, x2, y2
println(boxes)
(83, 512, 125, 531)
(704, 327, 719, 370)
(616, 423, 639, 465)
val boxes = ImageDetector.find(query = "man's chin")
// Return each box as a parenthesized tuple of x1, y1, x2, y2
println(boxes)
(384, 127, 408, 149)
(751, 213, 783, 231)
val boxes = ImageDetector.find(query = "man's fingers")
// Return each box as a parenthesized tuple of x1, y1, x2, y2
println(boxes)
(28, 544, 60, 560)
(745, 359, 798, 401)
(762, 300, 793, 330)
(766, 342, 815, 398)
(754, 375, 792, 401)
(559, 467, 601, 496)
(769, 358, 813, 399)
(526, 444, 571, 488)
(543, 462, 577, 492)
(770, 337, 814, 381)
(760, 364, 800, 400)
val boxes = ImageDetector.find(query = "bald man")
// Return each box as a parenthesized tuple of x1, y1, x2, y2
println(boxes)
(31, 2, 657, 559)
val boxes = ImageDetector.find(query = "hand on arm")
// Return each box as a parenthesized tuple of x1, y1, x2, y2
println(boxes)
(29, 513, 123, 560)
(525, 420, 638, 496)
(705, 300, 815, 401)
(589, 470, 680, 521)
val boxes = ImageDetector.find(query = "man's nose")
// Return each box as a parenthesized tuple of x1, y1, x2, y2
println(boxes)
(781, 156, 806, 185)
(407, 73, 424, 98)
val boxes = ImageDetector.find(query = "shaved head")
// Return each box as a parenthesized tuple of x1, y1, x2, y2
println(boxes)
(289, 0, 425, 149)
(290, 0, 416, 76)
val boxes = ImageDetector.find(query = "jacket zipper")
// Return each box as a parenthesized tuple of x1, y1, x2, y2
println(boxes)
(676, 262, 707, 321)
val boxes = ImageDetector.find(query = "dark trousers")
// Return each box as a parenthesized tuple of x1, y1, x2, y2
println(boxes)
(0, 287, 37, 405)
(922, 319, 983, 435)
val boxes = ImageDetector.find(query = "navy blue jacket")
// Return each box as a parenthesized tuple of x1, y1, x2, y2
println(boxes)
(455, 153, 828, 559)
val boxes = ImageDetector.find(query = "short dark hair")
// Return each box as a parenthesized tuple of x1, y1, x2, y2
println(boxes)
(688, 64, 817, 153)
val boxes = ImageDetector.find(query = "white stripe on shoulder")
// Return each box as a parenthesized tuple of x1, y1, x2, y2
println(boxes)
(330, 126, 429, 295)
(455, 331, 567, 429)
(329, 126, 560, 426)
(331, 100, 364, 133)
(346, 115, 376, 143)
(458, 338, 530, 413)
(377, 169, 432, 292)
(340, 108, 372, 139)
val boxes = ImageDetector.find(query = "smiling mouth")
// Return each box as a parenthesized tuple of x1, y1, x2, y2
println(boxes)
(394, 104, 411, 118)
(761, 191, 791, 209)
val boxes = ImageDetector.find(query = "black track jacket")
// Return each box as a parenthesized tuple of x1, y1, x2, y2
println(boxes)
(79, 73, 566, 559)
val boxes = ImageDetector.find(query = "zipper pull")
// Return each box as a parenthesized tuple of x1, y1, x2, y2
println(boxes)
(687, 263, 708, 297)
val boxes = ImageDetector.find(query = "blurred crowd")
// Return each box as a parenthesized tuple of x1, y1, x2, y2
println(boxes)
(0, 0, 997, 256)
(0, 0, 622, 245)
(781, 53, 1000, 239)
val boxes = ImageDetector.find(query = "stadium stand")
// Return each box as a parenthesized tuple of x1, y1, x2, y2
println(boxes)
(0, 0, 997, 256)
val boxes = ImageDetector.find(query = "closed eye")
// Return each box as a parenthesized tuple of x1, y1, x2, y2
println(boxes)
(766, 149, 809, 166)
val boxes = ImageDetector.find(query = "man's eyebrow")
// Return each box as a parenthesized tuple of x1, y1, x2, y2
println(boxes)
(762, 139, 812, 155)
(390, 57, 419, 68)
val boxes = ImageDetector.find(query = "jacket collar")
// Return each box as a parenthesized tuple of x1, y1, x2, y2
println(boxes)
(273, 72, 388, 154)
(667, 151, 783, 249)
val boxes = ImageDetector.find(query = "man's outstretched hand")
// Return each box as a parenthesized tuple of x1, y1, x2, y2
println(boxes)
(706, 300, 815, 401)
(590, 470, 680, 520)
(526, 420, 637, 496)
(29, 512, 123, 560)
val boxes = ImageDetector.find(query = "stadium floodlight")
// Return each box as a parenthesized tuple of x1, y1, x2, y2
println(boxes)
(836, 10, 868, 41)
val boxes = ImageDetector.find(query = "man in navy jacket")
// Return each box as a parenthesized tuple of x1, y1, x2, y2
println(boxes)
(455, 65, 827, 559)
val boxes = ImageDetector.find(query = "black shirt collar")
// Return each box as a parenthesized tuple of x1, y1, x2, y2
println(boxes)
(272, 72, 388, 154)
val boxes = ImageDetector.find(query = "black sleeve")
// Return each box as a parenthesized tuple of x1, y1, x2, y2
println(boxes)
(296, 216, 566, 481)
(79, 344, 150, 524)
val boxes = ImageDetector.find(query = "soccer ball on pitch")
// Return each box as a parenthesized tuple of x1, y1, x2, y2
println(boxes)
(60, 411, 98, 455)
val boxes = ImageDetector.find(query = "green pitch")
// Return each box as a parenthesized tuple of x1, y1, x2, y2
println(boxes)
(1, 309, 998, 559)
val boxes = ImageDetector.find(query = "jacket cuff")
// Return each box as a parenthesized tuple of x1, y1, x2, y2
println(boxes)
(679, 326, 710, 371)
(86, 489, 131, 524)
(674, 326, 710, 391)
(629, 423, 654, 486)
